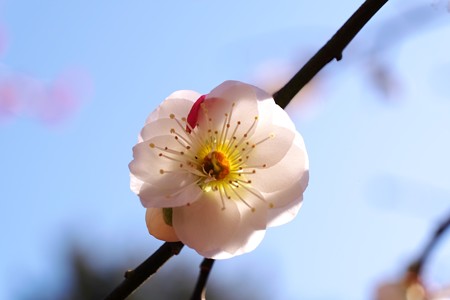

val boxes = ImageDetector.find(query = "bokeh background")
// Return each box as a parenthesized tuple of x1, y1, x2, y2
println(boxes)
(1, 0, 450, 299)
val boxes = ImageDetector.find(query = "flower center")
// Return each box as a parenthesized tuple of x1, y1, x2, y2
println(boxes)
(150, 101, 274, 210)
(202, 151, 230, 180)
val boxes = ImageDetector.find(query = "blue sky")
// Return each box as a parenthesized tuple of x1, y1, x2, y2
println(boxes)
(1, 1, 450, 299)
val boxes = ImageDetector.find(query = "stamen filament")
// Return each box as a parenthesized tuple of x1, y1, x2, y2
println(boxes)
(236, 183, 266, 202)
(229, 186, 255, 212)
(225, 122, 241, 151)
(172, 131, 192, 148)
(232, 116, 258, 151)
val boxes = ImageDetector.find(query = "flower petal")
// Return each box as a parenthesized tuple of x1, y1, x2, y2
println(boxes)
(249, 132, 308, 193)
(245, 124, 295, 169)
(172, 192, 241, 256)
(130, 135, 189, 183)
(256, 96, 296, 131)
(129, 135, 203, 207)
(145, 90, 199, 124)
(139, 117, 188, 143)
(200, 230, 266, 259)
(137, 181, 203, 208)
(145, 208, 179, 242)
(213, 187, 268, 257)
(130, 172, 145, 195)
(175, 186, 268, 259)
(266, 190, 304, 227)
(263, 145, 308, 227)
(196, 81, 261, 140)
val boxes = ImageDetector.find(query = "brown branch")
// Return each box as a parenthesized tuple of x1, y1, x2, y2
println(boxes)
(103, 242, 184, 300)
(409, 212, 450, 276)
(273, 0, 389, 109)
(190, 258, 215, 300)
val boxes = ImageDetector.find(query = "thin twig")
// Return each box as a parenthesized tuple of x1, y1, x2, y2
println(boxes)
(273, 0, 389, 109)
(103, 242, 184, 300)
(190, 258, 215, 300)
(409, 212, 450, 275)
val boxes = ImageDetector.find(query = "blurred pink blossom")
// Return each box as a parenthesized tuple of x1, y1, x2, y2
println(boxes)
(0, 20, 91, 127)
(28, 70, 92, 125)
(0, 70, 91, 126)
(0, 79, 21, 120)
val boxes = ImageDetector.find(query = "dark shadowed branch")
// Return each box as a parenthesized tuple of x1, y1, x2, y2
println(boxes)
(103, 242, 184, 300)
(273, 0, 389, 109)
(190, 258, 215, 300)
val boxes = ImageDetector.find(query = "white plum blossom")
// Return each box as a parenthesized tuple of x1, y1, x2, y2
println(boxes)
(129, 81, 309, 259)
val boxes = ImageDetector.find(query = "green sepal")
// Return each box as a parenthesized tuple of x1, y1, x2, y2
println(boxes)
(162, 208, 173, 226)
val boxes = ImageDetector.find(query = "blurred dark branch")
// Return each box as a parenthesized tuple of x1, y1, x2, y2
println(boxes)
(273, 0, 389, 109)
(190, 258, 215, 300)
(371, 3, 445, 54)
(409, 211, 450, 275)
(103, 242, 184, 300)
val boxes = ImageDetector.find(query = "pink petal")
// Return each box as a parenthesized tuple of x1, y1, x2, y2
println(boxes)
(249, 132, 308, 193)
(172, 193, 241, 256)
(144, 91, 199, 125)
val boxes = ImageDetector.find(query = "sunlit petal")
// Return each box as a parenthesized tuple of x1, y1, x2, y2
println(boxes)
(173, 193, 241, 254)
